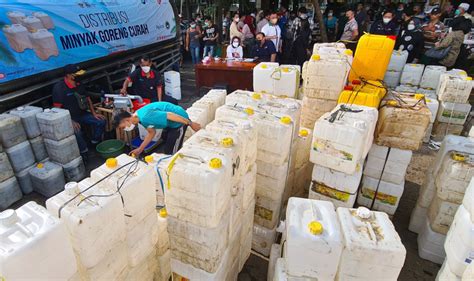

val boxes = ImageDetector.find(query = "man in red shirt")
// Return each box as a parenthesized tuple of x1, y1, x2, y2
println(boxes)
(52, 64, 105, 154)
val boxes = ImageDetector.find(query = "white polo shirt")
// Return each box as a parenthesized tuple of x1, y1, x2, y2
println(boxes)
(261, 23, 281, 50)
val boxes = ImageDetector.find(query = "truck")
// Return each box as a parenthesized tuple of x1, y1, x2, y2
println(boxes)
(0, 0, 181, 112)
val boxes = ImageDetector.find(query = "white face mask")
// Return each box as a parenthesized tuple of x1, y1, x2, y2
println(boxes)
(300, 13, 308, 19)
(383, 18, 391, 24)
(328, 12, 333, 17)
(232, 41, 239, 48)
(141, 66, 151, 73)
(124, 123, 135, 131)
(234, 18, 239, 22)
(407, 23, 415, 30)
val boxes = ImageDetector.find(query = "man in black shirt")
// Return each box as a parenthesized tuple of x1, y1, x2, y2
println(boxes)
(120, 56, 177, 104)
(253, 32, 277, 62)
(52, 64, 105, 154)
(370, 10, 399, 36)
(203, 17, 219, 57)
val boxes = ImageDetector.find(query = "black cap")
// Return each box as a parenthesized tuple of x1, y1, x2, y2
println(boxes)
(64, 64, 85, 76)
(430, 7, 441, 15)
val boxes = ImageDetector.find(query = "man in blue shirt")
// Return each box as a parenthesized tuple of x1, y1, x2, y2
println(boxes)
(113, 102, 201, 155)
(253, 32, 277, 62)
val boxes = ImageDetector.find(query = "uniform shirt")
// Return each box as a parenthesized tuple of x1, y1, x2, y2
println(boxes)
(253, 40, 277, 62)
(370, 19, 399, 36)
(204, 25, 218, 46)
(340, 18, 358, 40)
(136, 102, 189, 130)
(127, 68, 162, 101)
(261, 23, 282, 50)
(52, 78, 87, 121)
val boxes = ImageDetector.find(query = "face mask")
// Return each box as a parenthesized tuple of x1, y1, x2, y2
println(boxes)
(455, 9, 461, 16)
(407, 23, 415, 30)
(190, 24, 196, 28)
(141, 66, 151, 73)
(124, 123, 135, 132)
(398, 7, 403, 11)
(204, 22, 209, 27)
(234, 18, 239, 22)
(383, 18, 391, 24)
(300, 14, 308, 19)
(232, 42, 239, 48)
(328, 13, 333, 17)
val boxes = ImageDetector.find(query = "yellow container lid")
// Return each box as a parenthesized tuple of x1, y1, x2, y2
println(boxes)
(244, 107, 254, 115)
(144, 155, 154, 163)
(252, 93, 262, 100)
(280, 116, 292, 125)
(221, 137, 234, 147)
(36, 163, 44, 169)
(209, 158, 222, 169)
(299, 129, 309, 137)
(159, 208, 168, 218)
(452, 153, 466, 162)
(308, 221, 323, 235)
(106, 158, 118, 168)
(311, 54, 321, 61)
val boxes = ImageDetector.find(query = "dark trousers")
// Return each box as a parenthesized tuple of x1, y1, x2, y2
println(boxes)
(162, 125, 187, 155)
(74, 112, 106, 153)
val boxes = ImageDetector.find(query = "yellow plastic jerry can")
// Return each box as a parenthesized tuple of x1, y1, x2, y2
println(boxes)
(349, 33, 396, 82)
(338, 79, 387, 108)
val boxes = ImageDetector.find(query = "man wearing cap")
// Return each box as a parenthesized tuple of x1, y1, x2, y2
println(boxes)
(52, 64, 105, 154)
(120, 56, 177, 104)
(422, 7, 445, 49)
(455, 3, 472, 23)
(113, 102, 201, 155)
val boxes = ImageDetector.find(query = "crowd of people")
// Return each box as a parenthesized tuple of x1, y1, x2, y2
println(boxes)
(179, 1, 473, 70)
(326, 2, 473, 68)
(180, 6, 312, 67)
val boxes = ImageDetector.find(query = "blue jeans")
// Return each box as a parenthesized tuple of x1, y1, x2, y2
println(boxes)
(203, 45, 215, 57)
(74, 113, 106, 153)
(190, 45, 200, 64)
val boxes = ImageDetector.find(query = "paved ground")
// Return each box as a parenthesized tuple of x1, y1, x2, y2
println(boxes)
(12, 62, 441, 281)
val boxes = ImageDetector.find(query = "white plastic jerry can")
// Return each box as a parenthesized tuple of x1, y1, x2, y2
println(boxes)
(46, 180, 127, 269)
(437, 74, 473, 103)
(400, 63, 425, 86)
(336, 207, 406, 281)
(310, 111, 369, 174)
(184, 128, 245, 180)
(253, 62, 279, 94)
(272, 65, 300, 98)
(0, 201, 78, 280)
(444, 205, 474, 277)
(205, 117, 257, 170)
(32, 12, 55, 29)
(387, 50, 408, 72)
(435, 152, 474, 204)
(90, 154, 156, 230)
(156, 146, 232, 228)
(285, 198, 343, 279)
(420, 65, 446, 90)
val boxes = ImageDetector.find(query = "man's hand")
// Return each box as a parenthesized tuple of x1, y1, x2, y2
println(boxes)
(130, 147, 143, 157)
(120, 88, 128, 95)
(186, 47, 189, 51)
(190, 122, 201, 132)
(72, 121, 81, 132)
(434, 42, 440, 48)
(93, 113, 105, 120)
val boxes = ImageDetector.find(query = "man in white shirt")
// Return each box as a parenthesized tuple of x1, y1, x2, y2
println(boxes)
(261, 12, 282, 52)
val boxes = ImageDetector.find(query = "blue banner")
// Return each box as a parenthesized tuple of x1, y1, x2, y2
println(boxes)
(0, 0, 177, 83)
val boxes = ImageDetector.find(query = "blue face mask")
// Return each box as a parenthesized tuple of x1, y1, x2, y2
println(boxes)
(455, 9, 461, 16)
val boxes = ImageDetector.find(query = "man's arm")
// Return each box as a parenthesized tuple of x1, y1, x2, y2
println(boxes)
(167, 112, 201, 131)
(120, 74, 134, 95)
(351, 27, 359, 41)
(87, 97, 105, 120)
(157, 85, 163, 101)
(131, 127, 156, 156)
